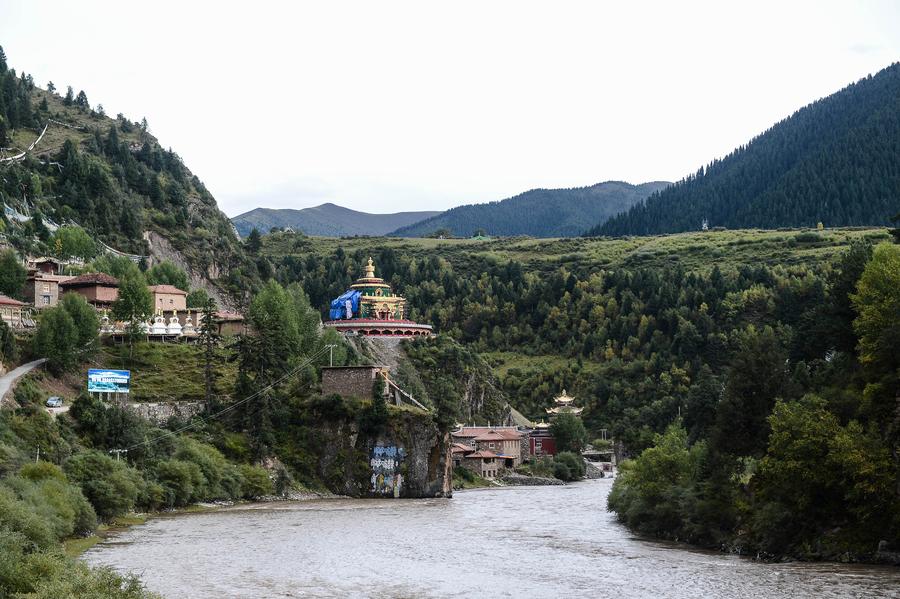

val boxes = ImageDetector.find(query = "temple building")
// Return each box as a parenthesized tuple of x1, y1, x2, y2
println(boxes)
(546, 389, 583, 416)
(323, 258, 433, 337)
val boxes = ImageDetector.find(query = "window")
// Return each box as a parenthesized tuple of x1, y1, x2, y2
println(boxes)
(42, 283, 50, 293)
(42, 296, 50, 306)
(488, 442, 494, 449)
(169, 299, 174, 305)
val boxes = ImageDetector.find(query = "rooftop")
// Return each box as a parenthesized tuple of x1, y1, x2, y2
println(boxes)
(148, 284, 187, 295)
(0, 294, 25, 306)
(60, 272, 119, 288)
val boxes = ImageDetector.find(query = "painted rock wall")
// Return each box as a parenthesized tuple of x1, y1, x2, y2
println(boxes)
(302, 403, 452, 499)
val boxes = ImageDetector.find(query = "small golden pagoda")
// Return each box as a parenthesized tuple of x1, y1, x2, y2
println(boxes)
(546, 389, 583, 416)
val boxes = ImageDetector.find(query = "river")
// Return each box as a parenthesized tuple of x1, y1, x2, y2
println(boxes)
(84, 479, 900, 598)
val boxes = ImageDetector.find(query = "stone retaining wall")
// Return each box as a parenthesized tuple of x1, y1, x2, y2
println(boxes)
(126, 401, 206, 425)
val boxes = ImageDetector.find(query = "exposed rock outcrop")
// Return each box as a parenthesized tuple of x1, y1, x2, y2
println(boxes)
(143, 231, 238, 311)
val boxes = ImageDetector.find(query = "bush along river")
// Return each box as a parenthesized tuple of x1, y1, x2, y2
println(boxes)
(84, 479, 900, 598)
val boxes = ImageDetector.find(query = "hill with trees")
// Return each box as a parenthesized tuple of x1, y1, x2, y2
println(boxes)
(263, 225, 899, 560)
(231, 203, 440, 238)
(0, 46, 257, 304)
(390, 181, 670, 238)
(592, 63, 900, 236)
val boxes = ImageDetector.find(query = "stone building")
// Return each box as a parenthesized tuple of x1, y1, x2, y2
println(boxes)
(22, 273, 72, 308)
(321, 366, 388, 399)
(59, 273, 119, 308)
(148, 284, 187, 312)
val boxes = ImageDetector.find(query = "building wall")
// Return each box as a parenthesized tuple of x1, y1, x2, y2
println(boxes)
(321, 367, 383, 399)
(24, 278, 60, 308)
(63, 286, 118, 305)
(475, 438, 523, 466)
(462, 457, 501, 479)
(153, 291, 186, 311)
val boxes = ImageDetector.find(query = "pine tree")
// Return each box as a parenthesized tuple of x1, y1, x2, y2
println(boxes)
(200, 297, 219, 402)
(46, 81, 55, 94)
(63, 86, 74, 106)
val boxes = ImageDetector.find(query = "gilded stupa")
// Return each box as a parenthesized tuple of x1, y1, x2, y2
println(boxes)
(546, 389, 583, 416)
(324, 258, 433, 337)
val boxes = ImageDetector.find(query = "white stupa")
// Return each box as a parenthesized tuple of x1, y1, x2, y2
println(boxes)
(166, 311, 182, 335)
(151, 311, 168, 335)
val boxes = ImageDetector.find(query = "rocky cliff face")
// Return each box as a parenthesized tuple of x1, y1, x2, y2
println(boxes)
(296, 399, 451, 499)
(144, 231, 238, 312)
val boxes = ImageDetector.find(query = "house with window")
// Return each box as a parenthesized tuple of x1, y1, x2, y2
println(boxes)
(148, 284, 187, 311)
(451, 426, 526, 478)
(22, 273, 72, 308)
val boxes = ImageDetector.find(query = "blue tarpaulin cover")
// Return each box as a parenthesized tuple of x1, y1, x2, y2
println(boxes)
(329, 290, 361, 320)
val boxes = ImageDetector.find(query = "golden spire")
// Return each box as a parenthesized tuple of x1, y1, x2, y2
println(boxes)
(364, 257, 375, 278)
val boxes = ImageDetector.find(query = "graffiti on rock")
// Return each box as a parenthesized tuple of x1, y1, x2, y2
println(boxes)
(370, 444, 406, 497)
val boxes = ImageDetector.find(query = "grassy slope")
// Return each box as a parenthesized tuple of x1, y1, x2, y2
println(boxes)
(265, 227, 891, 276)
(24, 342, 237, 404)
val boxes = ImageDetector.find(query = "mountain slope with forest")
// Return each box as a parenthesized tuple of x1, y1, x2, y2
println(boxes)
(0, 46, 256, 303)
(391, 181, 670, 238)
(592, 63, 900, 236)
(232, 203, 440, 237)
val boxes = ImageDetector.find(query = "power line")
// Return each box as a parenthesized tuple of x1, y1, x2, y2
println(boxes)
(125, 345, 330, 451)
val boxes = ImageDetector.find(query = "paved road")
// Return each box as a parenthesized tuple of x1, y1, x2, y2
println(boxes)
(0, 358, 47, 405)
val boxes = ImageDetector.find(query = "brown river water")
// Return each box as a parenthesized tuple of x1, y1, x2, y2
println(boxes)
(84, 479, 900, 598)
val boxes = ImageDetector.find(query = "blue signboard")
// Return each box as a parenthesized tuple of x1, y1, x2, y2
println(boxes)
(87, 369, 131, 394)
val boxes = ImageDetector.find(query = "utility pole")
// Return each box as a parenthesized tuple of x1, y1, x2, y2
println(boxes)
(109, 449, 128, 462)
(325, 344, 337, 367)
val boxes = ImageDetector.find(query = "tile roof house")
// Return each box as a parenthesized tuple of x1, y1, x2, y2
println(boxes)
(0, 294, 30, 329)
(59, 273, 120, 307)
(148, 284, 187, 312)
(451, 426, 527, 478)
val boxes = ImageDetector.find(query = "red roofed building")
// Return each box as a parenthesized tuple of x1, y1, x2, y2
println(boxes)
(452, 426, 526, 477)
(59, 273, 119, 308)
(0, 294, 29, 329)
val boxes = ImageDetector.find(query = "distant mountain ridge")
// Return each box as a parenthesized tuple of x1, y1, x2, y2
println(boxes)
(232, 203, 440, 237)
(592, 63, 900, 236)
(390, 181, 670, 238)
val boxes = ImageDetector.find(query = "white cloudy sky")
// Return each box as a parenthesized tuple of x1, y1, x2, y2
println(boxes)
(1, 1, 898, 217)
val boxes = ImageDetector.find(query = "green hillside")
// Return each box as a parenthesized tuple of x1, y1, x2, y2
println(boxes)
(0, 46, 256, 300)
(263, 226, 900, 559)
(593, 63, 900, 236)
(391, 180, 669, 238)
(232, 203, 440, 237)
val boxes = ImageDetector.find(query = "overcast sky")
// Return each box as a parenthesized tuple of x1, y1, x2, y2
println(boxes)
(1, 1, 898, 217)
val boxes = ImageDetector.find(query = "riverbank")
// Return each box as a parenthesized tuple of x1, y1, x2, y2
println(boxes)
(66, 487, 341, 557)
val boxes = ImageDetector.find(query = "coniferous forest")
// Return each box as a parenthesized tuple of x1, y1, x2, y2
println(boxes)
(265, 229, 900, 560)
(592, 63, 900, 236)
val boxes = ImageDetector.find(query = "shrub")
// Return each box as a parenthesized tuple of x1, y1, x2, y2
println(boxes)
(239, 464, 273, 498)
(153, 459, 205, 507)
(553, 461, 572, 481)
(554, 451, 585, 480)
(64, 450, 142, 520)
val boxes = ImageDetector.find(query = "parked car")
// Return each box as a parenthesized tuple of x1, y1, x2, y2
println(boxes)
(45, 396, 63, 408)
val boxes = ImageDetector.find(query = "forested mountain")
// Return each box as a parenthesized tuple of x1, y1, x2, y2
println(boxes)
(391, 181, 669, 238)
(263, 226, 899, 560)
(232, 203, 439, 237)
(592, 63, 900, 236)
(0, 46, 256, 300)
